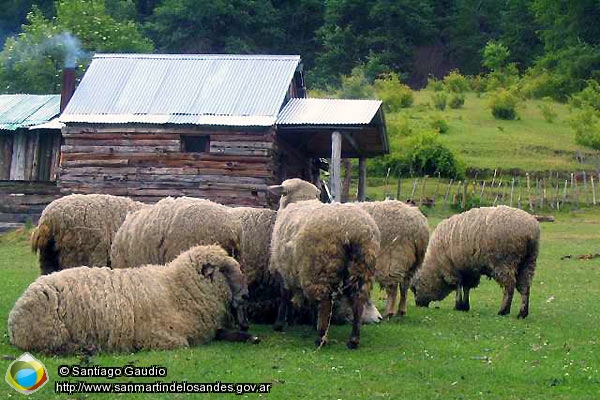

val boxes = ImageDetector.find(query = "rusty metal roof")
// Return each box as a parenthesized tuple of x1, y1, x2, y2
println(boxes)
(276, 98, 383, 125)
(60, 54, 301, 126)
(0, 94, 60, 131)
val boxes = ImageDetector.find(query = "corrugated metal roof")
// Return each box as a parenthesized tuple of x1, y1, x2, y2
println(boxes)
(60, 54, 301, 126)
(276, 98, 383, 125)
(0, 94, 60, 131)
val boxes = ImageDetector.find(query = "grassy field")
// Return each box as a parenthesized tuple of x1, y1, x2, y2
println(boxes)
(385, 90, 600, 175)
(1, 208, 599, 399)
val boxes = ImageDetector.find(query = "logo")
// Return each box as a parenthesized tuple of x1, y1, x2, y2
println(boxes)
(5, 353, 49, 395)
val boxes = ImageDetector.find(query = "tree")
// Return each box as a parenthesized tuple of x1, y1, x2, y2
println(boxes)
(0, 0, 153, 94)
(146, 0, 284, 54)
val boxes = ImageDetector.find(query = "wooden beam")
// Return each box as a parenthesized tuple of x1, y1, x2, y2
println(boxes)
(358, 157, 366, 201)
(330, 131, 342, 202)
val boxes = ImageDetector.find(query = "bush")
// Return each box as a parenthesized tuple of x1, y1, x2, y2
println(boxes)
(430, 116, 449, 133)
(443, 70, 469, 93)
(571, 107, 600, 149)
(449, 93, 465, 109)
(406, 133, 463, 178)
(490, 89, 518, 120)
(374, 73, 413, 111)
(432, 92, 447, 110)
(469, 75, 487, 96)
(427, 77, 444, 92)
(338, 66, 375, 99)
(386, 115, 413, 137)
(538, 101, 557, 123)
(570, 80, 600, 111)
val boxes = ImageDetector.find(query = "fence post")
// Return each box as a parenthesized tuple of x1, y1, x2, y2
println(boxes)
(510, 177, 515, 207)
(419, 175, 428, 206)
(518, 178, 523, 209)
(433, 173, 441, 204)
(583, 171, 589, 206)
(554, 172, 560, 210)
(527, 173, 533, 211)
(591, 175, 597, 206)
(444, 179, 453, 209)
(411, 178, 418, 201)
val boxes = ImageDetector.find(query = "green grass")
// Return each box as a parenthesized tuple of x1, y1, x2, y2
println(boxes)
(386, 90, 600, 174)
(2, 211, 600, 399)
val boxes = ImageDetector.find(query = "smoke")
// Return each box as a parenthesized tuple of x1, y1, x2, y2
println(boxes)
(49, 32, 84, 68)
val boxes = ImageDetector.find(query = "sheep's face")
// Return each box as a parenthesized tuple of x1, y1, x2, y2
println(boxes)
(268, 178, 321, 209)
(412, 272, 453, 308)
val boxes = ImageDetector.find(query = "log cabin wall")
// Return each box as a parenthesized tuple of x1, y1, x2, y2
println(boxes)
(0, 130, 61, 182)
(59, 124, 280, 207)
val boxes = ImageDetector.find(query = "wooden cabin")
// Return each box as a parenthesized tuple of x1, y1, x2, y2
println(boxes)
(58, 54, 389, 207)
(0, 95, 62, 227)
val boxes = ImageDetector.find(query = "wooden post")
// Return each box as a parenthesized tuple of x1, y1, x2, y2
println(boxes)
(583, 171, 589, 206)
(591, 175, 596, 206)
(510, 177, 515, 207)
(563, 179, 568, 206)
(384, 167, 391, 199)
(518, 178, 523, 209)
(461, 180, 467, 210)
(444, 179, 453, 209)
(419, 176, 428, 205)
(433, 173, 441, 204)
(357, 157, 366, 202)
(479, 181, 486, 205)
(488, 169, 497, 202)
(330, 131, 342, 202)
(554, 172, 560, 210)
(411, 178, 418, 201)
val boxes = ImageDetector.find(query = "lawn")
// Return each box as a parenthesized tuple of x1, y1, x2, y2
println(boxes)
(1, 209, 599, 399)
(385, 90, 600, 175)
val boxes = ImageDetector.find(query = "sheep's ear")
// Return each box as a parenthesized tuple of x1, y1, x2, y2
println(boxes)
(268, 185, 286, 197)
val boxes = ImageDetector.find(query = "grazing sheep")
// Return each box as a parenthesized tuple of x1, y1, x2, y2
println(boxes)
(8, 245, 257, 354)
(269, 178, 380, 349)
(110, 197, 241, 268)
(30, 194, 146, 274)
(412, 206, 540, 318)
(357, 200, 429, 317)
(228, 206, 279, 323)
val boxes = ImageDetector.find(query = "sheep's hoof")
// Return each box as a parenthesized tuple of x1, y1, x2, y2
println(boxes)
(497, 309, 510, 316)
(385, 312, 395, 320)
(455, 303, 470, 312)
(346, 340, 360, 350)
(517, 311, 528, 319)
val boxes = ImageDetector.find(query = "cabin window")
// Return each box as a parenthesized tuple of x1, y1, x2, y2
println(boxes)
(181, 135, 210, 153)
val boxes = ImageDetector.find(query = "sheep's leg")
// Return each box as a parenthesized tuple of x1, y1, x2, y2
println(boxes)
(398, 281, 410, 316)
(273, 275, 291, 332)
(215, 329, 260, 344)
(347, 293, 363, 349)
(498, 279, 515, 316)
(516, 267, 534, 319)
(384, 284, 398, 317)
(461, 286, 470, 311)
(315, 298, 333, 347)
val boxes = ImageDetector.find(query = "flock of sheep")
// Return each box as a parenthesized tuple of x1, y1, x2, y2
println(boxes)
(8, 178, 540, 353)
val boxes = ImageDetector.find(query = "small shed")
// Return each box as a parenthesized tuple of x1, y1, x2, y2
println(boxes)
(0, 94, 63, 227)
(59, 54, 389, 207)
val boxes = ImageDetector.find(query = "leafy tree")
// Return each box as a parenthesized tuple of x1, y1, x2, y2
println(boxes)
(0, 0, 153, 94)
(147, 0, 284, 54)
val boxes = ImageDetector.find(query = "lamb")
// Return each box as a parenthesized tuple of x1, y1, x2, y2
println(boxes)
(411, 206, 540, 318)
(357, 200, 429, 317)
(268, 178, 381, 349)
(30, 194, 146, 274)
(8, 245, 258, 354)
(110, 197, 241, 268)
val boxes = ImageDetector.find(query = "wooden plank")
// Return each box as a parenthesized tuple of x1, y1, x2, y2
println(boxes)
(62, 125, 271, 135)
(0, 135, 13, 180)
(63, 133, 180, 140)
(330, 131, 342, 202)
(61, 152, 272, 164)
(49, 133, 61, 181)
(10, 131, 27, 180)
(30, 132, 41, 181)
(61, 145, 181, 154)
(209, 144, 270, 157)
(210, 140, 274, 149)
(64, 138, 181, 147)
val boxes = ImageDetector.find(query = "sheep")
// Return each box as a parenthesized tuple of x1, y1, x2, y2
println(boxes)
(228, 206, 279, 323)
(8, 245, 258, 354)
(110, 197, 241, 268)
(411, 206, 540, 318)
(30, 194, 146, 274)
(357, 200, 430, 317)
(268, 178, 380, 349)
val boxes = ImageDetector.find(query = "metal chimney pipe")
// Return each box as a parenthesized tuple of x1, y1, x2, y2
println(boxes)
(60, 67, 76, 112)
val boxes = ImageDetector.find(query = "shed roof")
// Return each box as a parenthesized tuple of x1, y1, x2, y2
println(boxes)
(60, 54, 301, 126)
(277, 98, 383, 125)
(0, 94, 60, 131)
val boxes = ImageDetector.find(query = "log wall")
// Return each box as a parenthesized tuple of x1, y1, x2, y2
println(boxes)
(0, 181, 61, 224)
(0, 130, 61, 182)
(59, 125, 287, 207)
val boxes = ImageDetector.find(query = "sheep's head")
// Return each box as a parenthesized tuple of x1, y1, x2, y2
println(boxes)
(268, 178, 321, 209)
(411, 269, 453, 308)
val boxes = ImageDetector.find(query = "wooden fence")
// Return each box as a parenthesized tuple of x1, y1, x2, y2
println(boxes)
(379, 170, 600, 212)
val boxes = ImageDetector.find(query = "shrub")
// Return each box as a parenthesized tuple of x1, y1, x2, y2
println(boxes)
(386, 115, 413, 137)
(406, 133, 463, 178)
(449, 93, 465, 109)
(443, 70, 469, 93)
(571, 107, 600, 149)
(374, 73, 413, 111)
(469, 75, 487, 96)
(427, 77, 444, 92)
(432, 92, 447, 110)
(538, 101, 557, 123)
(490, 89, 518, 120)
(430, 116, 449, 133)
(570, 80, 600, 111)
(338, 66, 375, 99)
